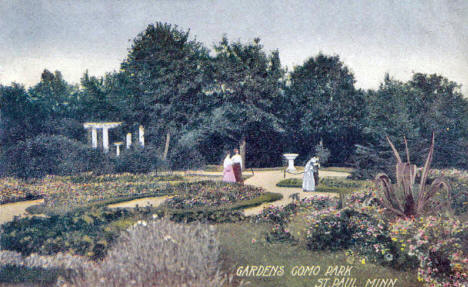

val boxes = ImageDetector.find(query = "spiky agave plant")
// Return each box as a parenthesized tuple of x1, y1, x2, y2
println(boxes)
(375, 133, 451, 218)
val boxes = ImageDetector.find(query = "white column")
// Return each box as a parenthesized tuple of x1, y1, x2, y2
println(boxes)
(102, 127, 109, 153)
(116, 145, 121, 156)
(139, 125, 145, 147)
(91, 128, 98, 149)
(126, 133, 132, 149)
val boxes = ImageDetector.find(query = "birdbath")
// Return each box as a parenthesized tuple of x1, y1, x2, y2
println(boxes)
(283, 153, 299, 172)
(114, 142, 124, 157)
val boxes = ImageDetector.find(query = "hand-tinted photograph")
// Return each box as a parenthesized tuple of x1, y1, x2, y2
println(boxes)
(0, 1, 466, 286)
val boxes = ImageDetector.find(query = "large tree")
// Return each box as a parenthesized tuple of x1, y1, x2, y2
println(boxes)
(202, 37, 286, 168)
(285, 54, 366, 164)
(352, 73, 468, 179)
(28, 70, 83, 140)
(0, 83, 43, 148)
(120, 22, 212, 156)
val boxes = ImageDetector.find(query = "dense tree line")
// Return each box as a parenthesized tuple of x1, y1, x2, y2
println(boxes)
(1, 22, 466, 178)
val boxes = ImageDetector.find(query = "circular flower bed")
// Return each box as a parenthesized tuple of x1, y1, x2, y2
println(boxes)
(162, 181, 266, 209)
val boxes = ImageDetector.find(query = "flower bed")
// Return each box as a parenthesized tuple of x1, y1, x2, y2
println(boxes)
(0, 177, 44, 204)
(11, 173, 189, 214)
(162, 181, 266, 209)
(390, 216, 467, 286)
(1, 173, 186, 208)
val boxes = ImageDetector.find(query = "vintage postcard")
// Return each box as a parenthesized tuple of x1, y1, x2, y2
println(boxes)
(0, 1, 466, 286)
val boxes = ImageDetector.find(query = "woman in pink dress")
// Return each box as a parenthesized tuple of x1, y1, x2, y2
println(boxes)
(222, 152, 236, 183)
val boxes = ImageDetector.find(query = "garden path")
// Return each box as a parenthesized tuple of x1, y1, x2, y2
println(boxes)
(104, 169, 350, 213)
(241, 170, 349, 216)
(0, 199, 44, 225)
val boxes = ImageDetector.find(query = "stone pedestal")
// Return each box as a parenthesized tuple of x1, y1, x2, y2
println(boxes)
(283, 153, 299, 172)
(114, 142, 123, 156)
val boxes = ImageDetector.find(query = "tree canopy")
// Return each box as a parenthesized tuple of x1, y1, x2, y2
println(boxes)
(0, 22, 466, 176)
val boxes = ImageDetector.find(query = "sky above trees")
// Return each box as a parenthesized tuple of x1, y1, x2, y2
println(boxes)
(0, 0, 467, 96)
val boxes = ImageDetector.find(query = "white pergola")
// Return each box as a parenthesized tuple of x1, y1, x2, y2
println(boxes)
(83, 122, 122, 153)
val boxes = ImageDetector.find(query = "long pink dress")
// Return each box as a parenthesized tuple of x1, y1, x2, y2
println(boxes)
(222, 157, 237, 183)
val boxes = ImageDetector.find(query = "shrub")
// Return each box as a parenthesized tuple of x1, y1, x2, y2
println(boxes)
(2, 134, 108, 179)
(390, 216, 467, 286)
(0, 208, 133, 260)
(114, 145, 165, 174)
(168, 132, 206, 170)
(255, 204, 299, 243)
(69, 219, 233, 287)
(166, 208, 246, 224)
(305, 208, 417, 270)
(254, 196, 338, 244)
(314, 141, 331, 166)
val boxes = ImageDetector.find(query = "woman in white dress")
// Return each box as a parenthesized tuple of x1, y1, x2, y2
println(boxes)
(303, 157, 317, 192)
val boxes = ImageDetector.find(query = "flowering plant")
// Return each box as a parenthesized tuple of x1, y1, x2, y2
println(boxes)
(390, 216, 467, 286)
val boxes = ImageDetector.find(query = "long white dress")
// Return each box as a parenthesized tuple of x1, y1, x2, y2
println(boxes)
(303, 159, 316, 192)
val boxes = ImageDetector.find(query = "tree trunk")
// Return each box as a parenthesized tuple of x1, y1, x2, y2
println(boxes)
(240, 136, 246, 171)
(163, 131, 171, 160)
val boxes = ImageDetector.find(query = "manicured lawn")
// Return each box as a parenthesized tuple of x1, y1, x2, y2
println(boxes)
(276, 177, 372, 194)
(217, 222, 422, 287)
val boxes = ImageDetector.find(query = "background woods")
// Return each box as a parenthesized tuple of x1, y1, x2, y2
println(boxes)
(1, 22, 467, 178)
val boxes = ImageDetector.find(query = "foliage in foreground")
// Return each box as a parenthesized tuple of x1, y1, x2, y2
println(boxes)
(70, 219, 238, 287)
(303, 189, 467, 286)
(390, 216, 467, 286)
(1, 219, 244, 287)
(0, 208, 136, 260)
(375, 134, 451, 218)
(1, 181, 279, 262)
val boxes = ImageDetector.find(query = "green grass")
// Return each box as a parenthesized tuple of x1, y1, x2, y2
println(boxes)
(217, 221, 422, 287)
(276, 177, 371, 194)
(321, 166, 355, 173)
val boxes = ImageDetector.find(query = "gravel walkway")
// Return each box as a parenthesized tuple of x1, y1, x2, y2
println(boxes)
(0, 199, 44, 225)
(242, 170, 348, 216)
